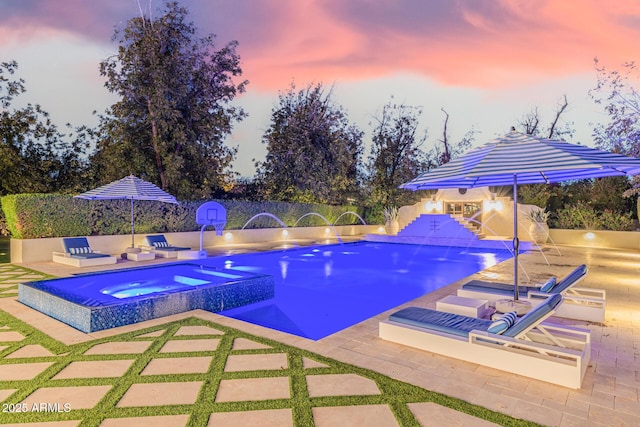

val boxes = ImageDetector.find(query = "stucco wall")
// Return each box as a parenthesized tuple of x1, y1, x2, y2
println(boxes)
(548, 229, 640, 251)
(11, 225, 378, 263)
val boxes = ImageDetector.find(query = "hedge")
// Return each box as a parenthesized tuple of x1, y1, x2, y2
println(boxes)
(0, 194, 367, 239)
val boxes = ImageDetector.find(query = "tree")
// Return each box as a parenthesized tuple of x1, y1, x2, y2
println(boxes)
(91, 0, 247, 200)
(428, 108, 475, 167)
(366, 100, 429, 209)
(589, 58, 640, 219)
(0, 60, 88, 195)
(590, 59, 640, 156)
(516, 95, 574, 139)
(256, 83, 363, 204)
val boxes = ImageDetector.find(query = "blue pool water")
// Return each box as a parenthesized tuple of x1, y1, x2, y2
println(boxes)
(200, 242, 513, 340)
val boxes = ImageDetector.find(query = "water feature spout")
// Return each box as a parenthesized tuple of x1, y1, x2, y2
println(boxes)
(332, 211, 367, 226)
(293, 212, 343, 243)
(241, 213, 288, 229)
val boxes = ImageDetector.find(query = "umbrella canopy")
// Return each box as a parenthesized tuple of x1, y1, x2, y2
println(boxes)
(401, 129, 640, 299)
(75, 175, 178, 248)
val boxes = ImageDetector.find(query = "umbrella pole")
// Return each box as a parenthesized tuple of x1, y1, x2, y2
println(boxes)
(131, 198, 135, 249)
(513, 175, 519, 301)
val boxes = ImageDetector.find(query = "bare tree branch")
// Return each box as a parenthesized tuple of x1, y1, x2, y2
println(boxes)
(548, 95, 569, 138)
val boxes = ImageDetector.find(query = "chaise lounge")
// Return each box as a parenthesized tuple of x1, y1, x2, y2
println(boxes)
(141, 234, 191, 258)
(456, 264, 605, 322)
(379, 294, 591, 389)
(52, 237, 118, 267)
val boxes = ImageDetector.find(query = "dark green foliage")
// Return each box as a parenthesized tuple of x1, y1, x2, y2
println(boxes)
(554, 202, 635, 230)
(0, 194, 367, 238)
(0, 205, 8, 236)
(92, 1, 247, 200)
(0, 194, 91, 239)
(221, 200, 365, 229)
(256, 83, 364, 205)
(366, 100, 429, 209)
(0, 61, 89, 196)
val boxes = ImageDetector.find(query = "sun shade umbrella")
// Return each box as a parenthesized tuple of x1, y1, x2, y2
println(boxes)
(75, 175, 178, 249)
(401, 129, 640, 300)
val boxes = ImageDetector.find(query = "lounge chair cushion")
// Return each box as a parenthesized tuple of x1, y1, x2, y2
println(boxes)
(540, 277, 556, 292)
(71, 252, 112, 260)
(389, 307, 493, 338)
(461, 281, 538, 295)
(487, 311, 518, 334)
(145, 235, 190, 251)
(502, 293, 563, 338)
(551, 264, 588, 293)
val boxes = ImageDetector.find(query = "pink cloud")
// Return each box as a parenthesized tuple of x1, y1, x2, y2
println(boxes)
(2, 0, 639, 92)
(231, 0, 640, 89)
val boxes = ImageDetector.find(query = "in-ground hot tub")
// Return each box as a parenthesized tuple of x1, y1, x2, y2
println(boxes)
(18, 263, 274, 333)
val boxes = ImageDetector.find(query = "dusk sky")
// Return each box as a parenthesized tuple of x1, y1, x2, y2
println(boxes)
(2, 0, 640, 177)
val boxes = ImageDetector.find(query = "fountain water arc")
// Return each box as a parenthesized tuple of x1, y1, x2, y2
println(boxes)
(293, 212, 343, 243)
(241, 213, 288, 230)
(332, 211, 367, 226)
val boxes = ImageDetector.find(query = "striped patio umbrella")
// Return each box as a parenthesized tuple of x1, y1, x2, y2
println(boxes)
(75, 175, 178, 248)
(401, 129, 640, 299)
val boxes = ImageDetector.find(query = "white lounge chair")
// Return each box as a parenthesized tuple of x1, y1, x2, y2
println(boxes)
(457, 264, 605, 323)
(52, 237, 117, 267)
(141, 234, 191, 258)
(379, 294, 591, 389)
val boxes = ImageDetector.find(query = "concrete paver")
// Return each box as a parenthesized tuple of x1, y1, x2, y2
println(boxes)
(100, 414, 190, 427)
(6, 344, 55, 359)
(116, 382, 202, 407)
(159, 338, 220, 353)
(224, 353, 288, 372)
(312, 404, 399, 427)
(174, 325, 223, 336)
(21, 385, 112, 410)
(215, 377, 290, 402)
(84, 341, 153, 355)
(141, 356, 212, 375)
(408, 402, 500, 426)
(0, 331, 25, 341)
(0, 389, 17, 401)
(206, 408, 293, 427)
(0, 362, 53, 381)
(302, 357, 329, 369)
(0, 422, 81, 427)
(306, 373, 381, 397)
(231, 337, 271, 350)
(53, 359, 135, 379)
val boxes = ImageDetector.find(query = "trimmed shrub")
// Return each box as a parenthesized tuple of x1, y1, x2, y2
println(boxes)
(1, 194, 92, 239)
(1, 194, 366, 239)
(553, 202, 634, 231)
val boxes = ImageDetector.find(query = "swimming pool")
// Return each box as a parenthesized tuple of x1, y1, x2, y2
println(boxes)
(200, 242, 513, 340)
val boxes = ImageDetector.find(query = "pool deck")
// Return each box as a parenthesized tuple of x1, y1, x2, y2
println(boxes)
(3, 243, 640, 426)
